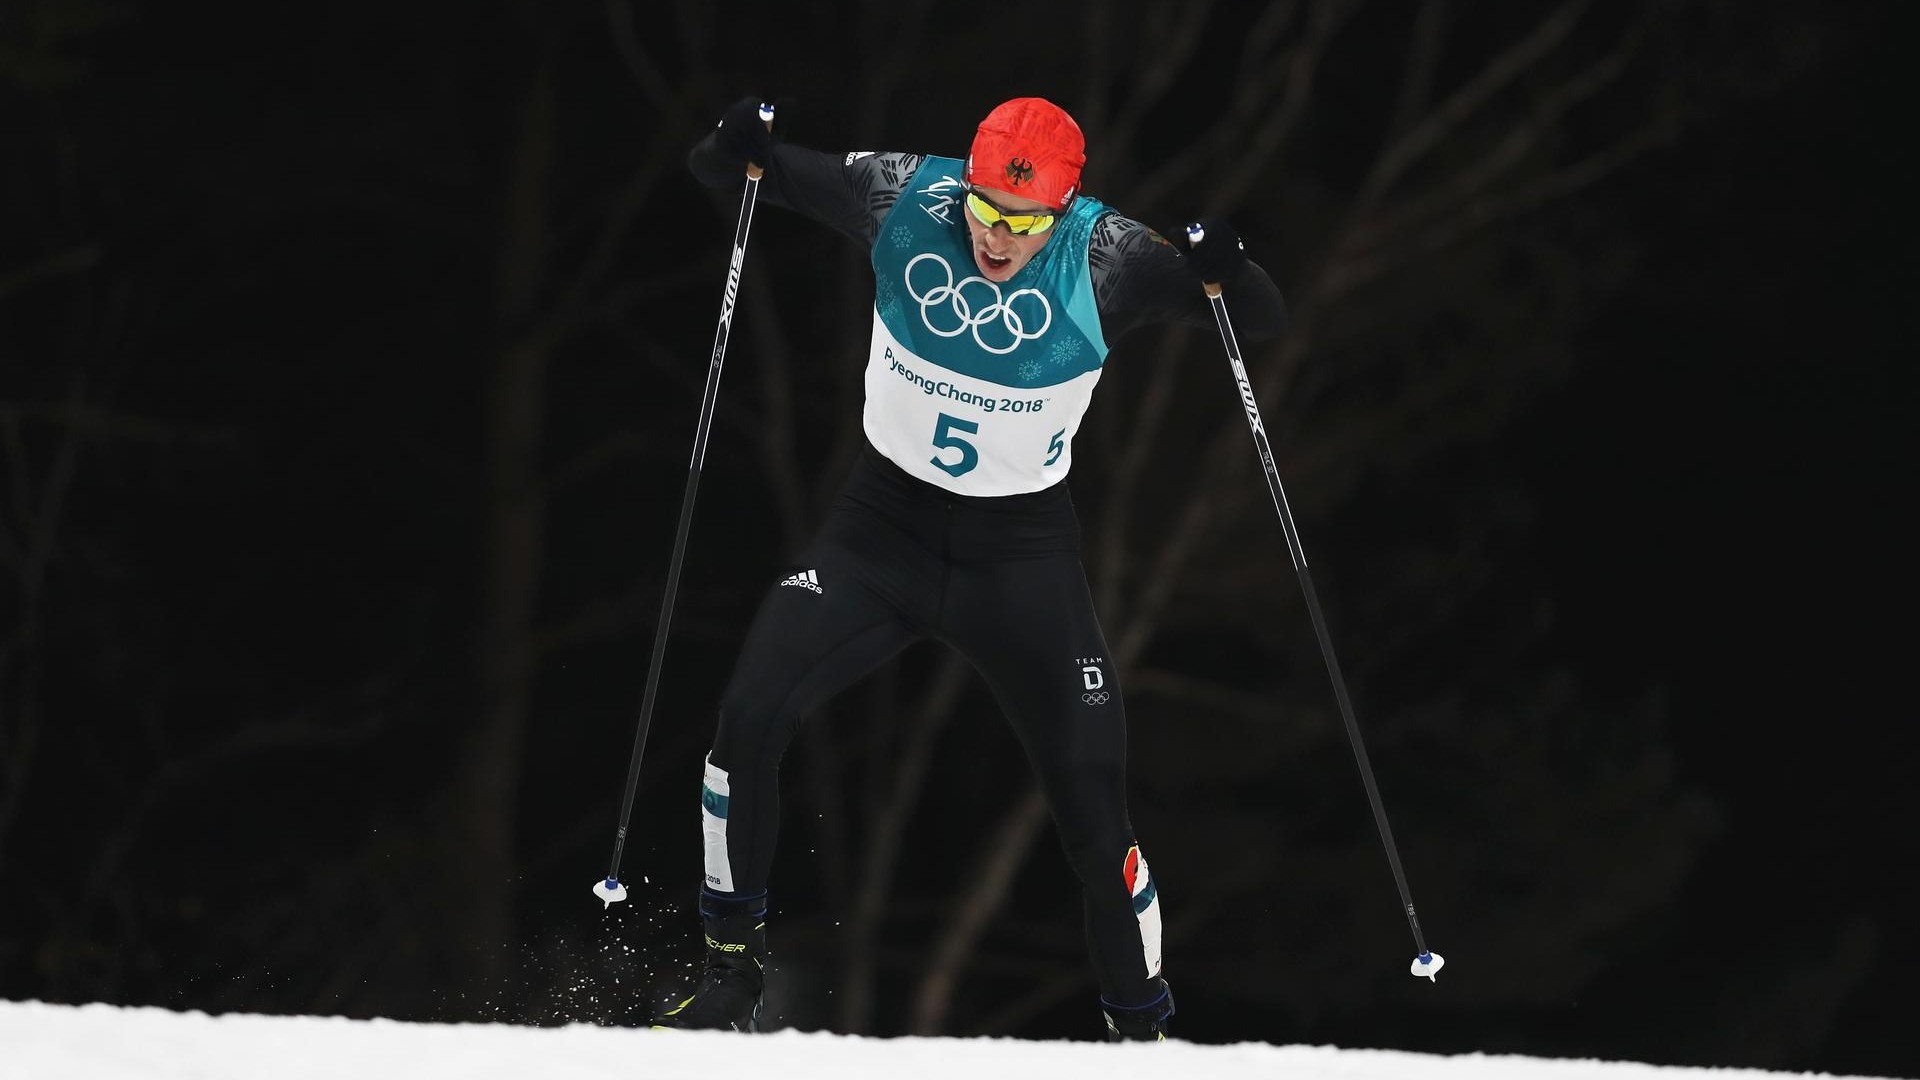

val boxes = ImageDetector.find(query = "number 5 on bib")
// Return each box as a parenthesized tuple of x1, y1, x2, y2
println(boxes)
(930, 412, 980, 477)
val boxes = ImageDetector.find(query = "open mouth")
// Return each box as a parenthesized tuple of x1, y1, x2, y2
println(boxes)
(979, 249, 1013, 273)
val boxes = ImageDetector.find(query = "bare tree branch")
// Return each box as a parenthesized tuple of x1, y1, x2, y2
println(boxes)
(0, 409, 31, 571)
(1350, 19, 1648, 256)
(1328, 118, 1675, 301)
(909, 785, 1049, 1033)
(1354, 0, 1592, 212)
(837, 652, 972, 1031)
(815, 9, 941, 517)
(743, 268, 814, 543)
(1124, 666, 1288, 725)
(1076, 0, 1115, 138)
(80, 704, 395, 903)
(0, 401, 236, 446)
(0, 245, 100, 300)
(1092, 325, 1188, 617)
(1094, 0, 1223, 180)
(603, 0, 681, 117)
(1129, 0, 1350, 212)
(5, 378, 86, 611)
(1384, 0, 1447, 147)
(1208, 0, 1356, 212)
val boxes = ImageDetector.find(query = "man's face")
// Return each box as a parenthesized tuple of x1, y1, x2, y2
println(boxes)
(962, 187, 1058, 282)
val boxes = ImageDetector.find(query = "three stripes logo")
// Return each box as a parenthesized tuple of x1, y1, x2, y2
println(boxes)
(779, 568, 823, 594)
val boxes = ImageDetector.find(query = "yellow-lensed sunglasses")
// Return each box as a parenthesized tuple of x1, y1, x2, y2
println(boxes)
(964, 189, 1063, 236)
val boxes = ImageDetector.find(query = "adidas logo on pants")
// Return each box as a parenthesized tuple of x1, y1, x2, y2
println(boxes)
(778, 568, 823, 594)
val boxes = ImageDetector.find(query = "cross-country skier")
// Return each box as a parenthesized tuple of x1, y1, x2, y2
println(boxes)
(658, 96, 1289, 1041)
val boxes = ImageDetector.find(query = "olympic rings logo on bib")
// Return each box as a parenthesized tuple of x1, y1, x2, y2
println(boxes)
(905, 252, 1052, 355)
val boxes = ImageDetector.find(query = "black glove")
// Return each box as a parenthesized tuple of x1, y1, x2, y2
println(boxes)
(714, 97, 776, 171)
(1178, 219, 1248, 286)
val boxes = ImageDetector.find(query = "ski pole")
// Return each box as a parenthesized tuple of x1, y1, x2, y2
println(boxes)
(593, 104, 776, 909)
(1187, 223, 1444, 981)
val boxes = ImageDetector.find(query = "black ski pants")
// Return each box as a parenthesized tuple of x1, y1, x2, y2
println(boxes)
(702, 447, 1164, 1008)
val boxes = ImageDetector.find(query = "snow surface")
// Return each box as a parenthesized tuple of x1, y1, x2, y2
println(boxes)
(0, 1000, 1896, 1080)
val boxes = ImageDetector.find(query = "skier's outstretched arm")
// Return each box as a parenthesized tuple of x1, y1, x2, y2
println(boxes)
(686, 97, 919, 249)
(1093, 213, 1290, 345)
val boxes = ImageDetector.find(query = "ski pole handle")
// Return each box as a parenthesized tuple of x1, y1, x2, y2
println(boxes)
(1186, 222, 1225, 298)
(746, 103, 775, 180)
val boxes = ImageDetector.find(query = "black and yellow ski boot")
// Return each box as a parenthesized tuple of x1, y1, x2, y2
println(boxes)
(653, 892, 767, 1032)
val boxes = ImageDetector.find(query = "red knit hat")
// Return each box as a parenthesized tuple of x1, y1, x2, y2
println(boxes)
(965, 97, 1086, 211)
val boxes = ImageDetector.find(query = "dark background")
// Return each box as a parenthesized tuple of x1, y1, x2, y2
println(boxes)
(2, 1, 1909, 1075)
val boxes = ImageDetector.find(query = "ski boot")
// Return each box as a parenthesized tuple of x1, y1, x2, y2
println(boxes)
(653, 891, 767, 1032)
(1102, 981, 1174, 1042)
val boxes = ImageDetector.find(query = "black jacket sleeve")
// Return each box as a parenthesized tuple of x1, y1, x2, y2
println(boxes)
(1089, 212, 1290, 345)
(687, 131, 921, 249)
